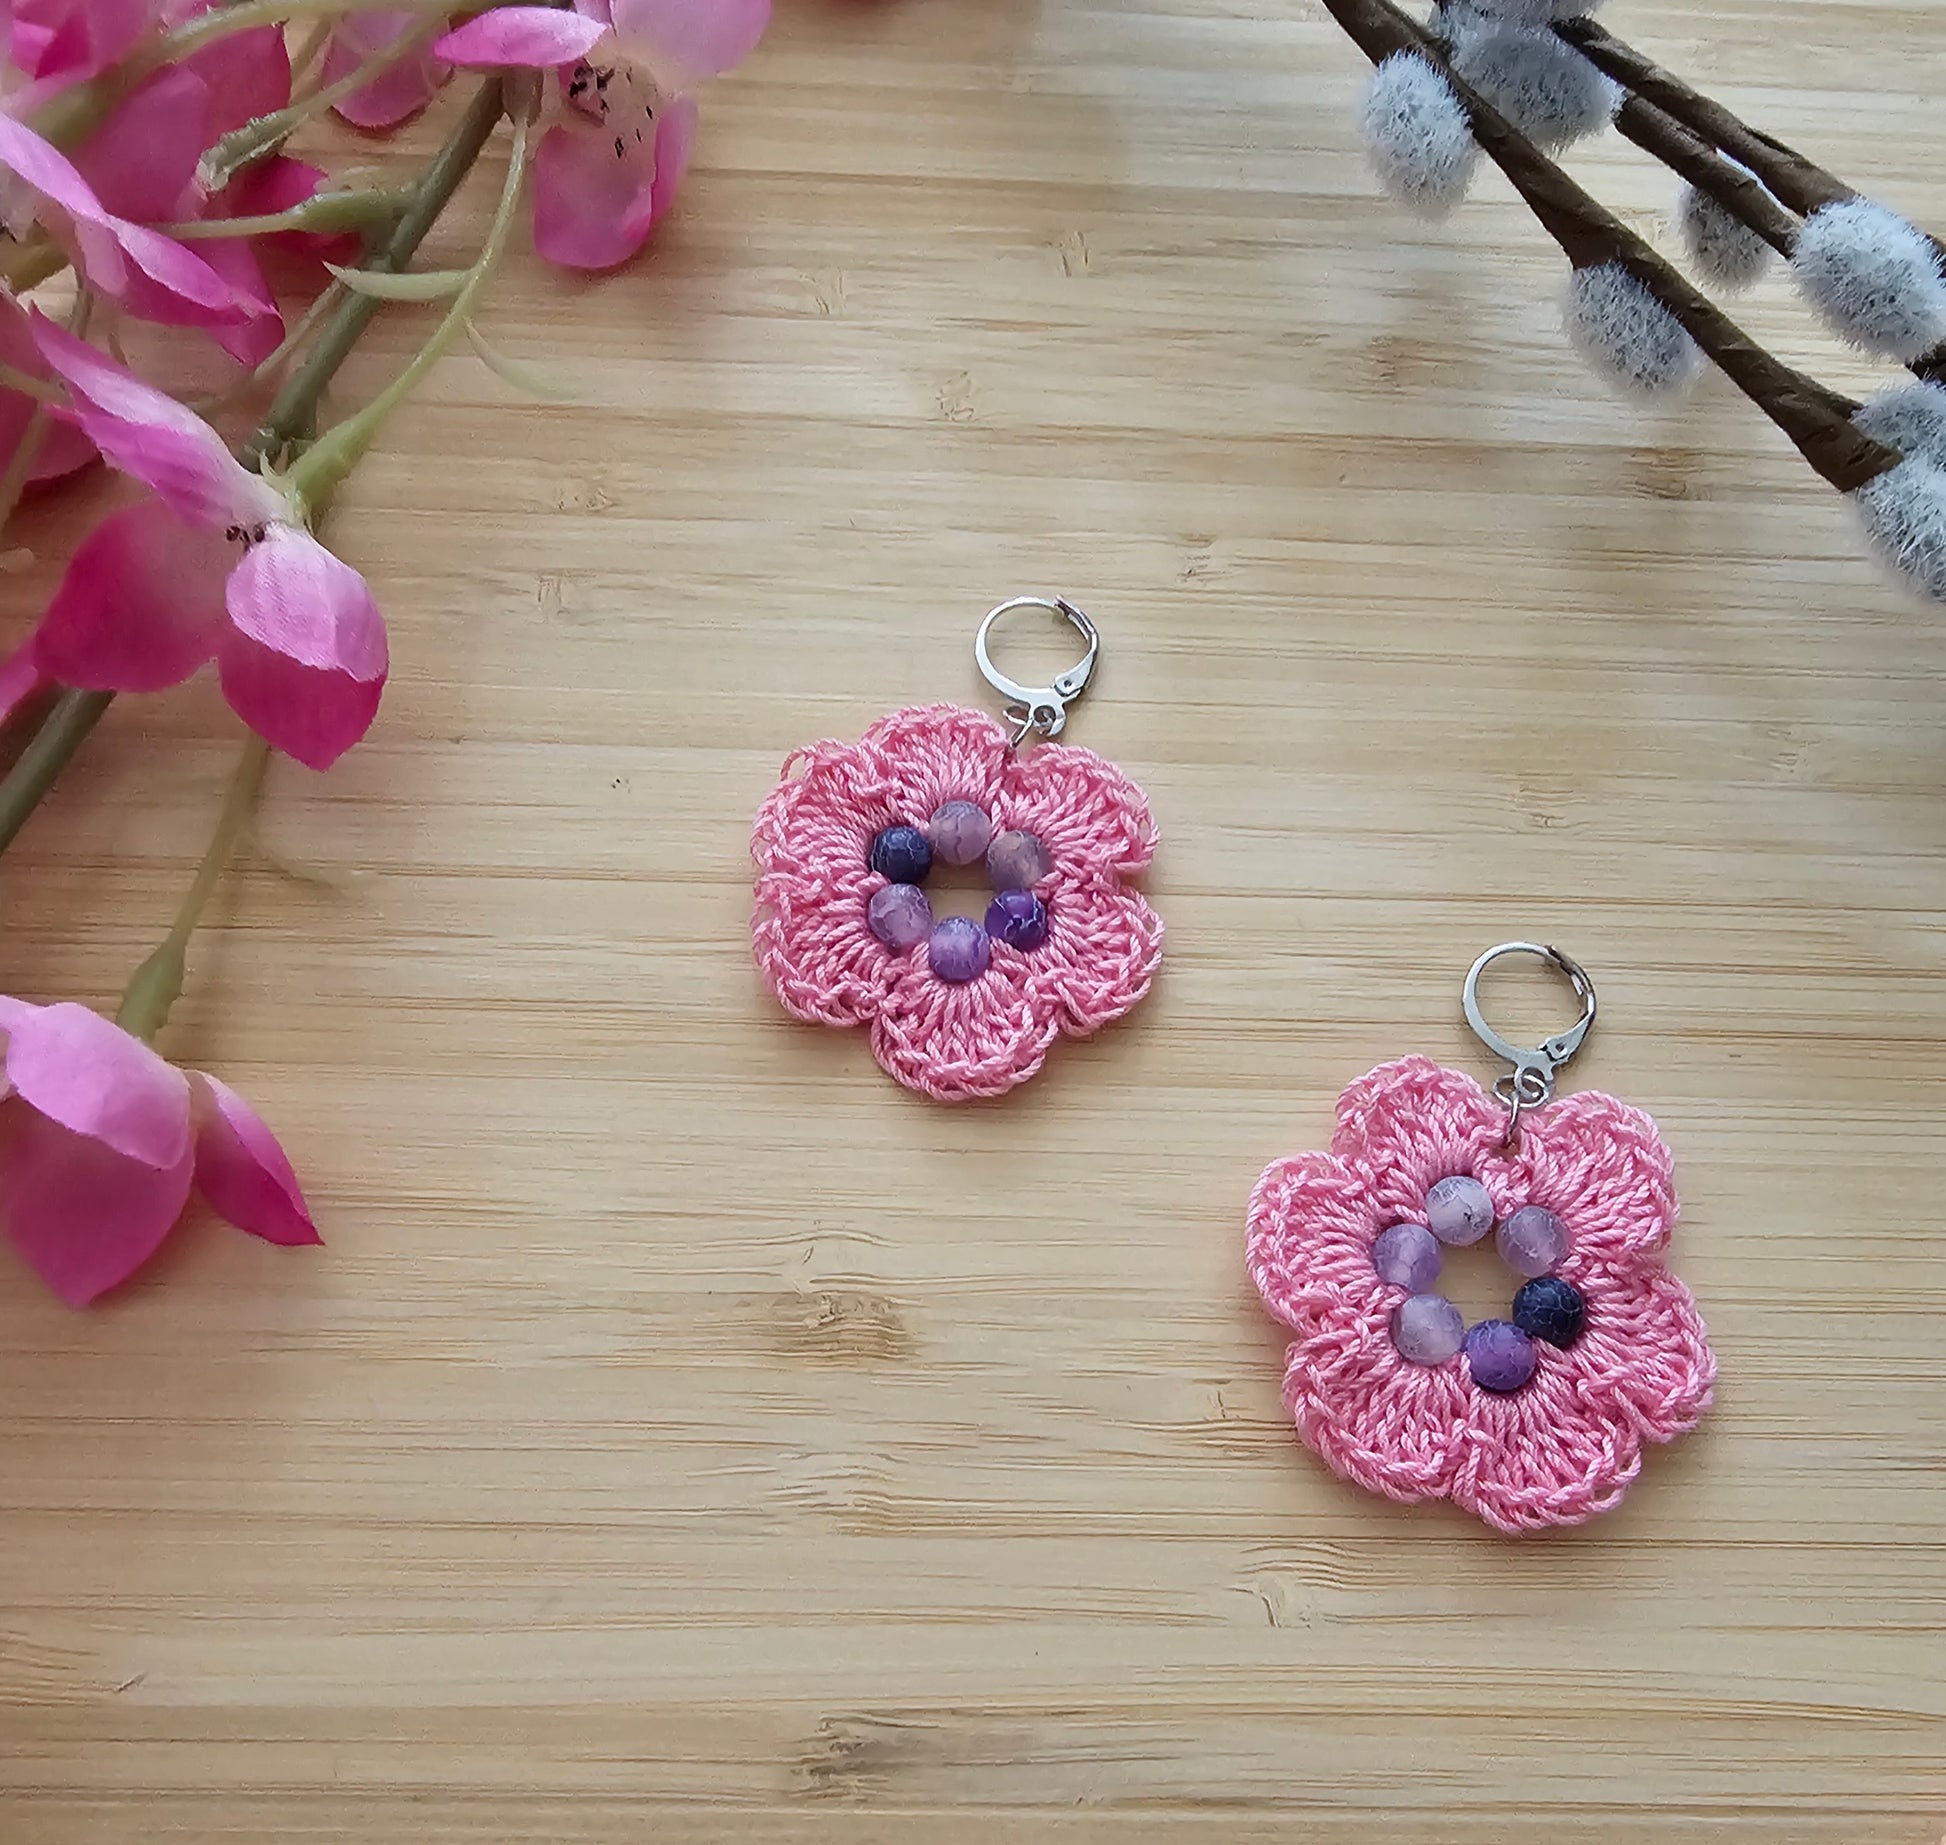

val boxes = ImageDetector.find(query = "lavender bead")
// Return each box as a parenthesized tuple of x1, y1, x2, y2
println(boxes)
(986, 828, 1051, 891)
(1464, 1319, 1538, 1393)
(985, 889, 1049, 951)
(867, 882, 932, 950)
(1371, 1222, 1443, 1293)
(929, 800, 993, 867)
(1390, 1292, 1465, 1365)
(869, 824, 932, 884)
(1425, 1173, 1494, 1246)
(928, 915, 991, 984)
(1496, 1203, 1569, 1279)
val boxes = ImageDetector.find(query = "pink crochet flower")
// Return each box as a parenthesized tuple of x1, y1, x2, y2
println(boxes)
(1247, 1056, 1714, 1533)
(752, 703, 1162, 1100)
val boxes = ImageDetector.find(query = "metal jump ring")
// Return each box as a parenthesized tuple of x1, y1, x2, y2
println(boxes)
(974, 596, 1099, 747)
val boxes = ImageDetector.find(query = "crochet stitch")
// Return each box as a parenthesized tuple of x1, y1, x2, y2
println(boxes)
(752, 703, 1162, 1101)
(1247, 1056, 1714, 1533)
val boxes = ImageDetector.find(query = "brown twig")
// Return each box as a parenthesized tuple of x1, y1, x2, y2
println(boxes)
(1611, 97, 1798, 258)
(1557, 17, 1946, 387)
(1319, 0, 1901, 492)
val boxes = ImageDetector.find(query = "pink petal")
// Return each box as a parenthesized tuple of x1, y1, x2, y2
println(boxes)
(30, 311, 281, 530)
(215, 627, 385, 770)
(0, 1102, 194, 1306)
(1020, 873, 1162, 1035)
(436, 5, 606, 67)
(1327, 1056, 1511, 1227)
(868, 943, 1060, 1100)
(217, 155, 350, 260)
(189, 1072, 319, 1246)
(852, 704, 1010, 831)
(608, 0, 767, 84)
(1246, 1151, 1385, 1338)
(0, 115, 241, 322)
(69, 64, 208, 224)
(323, 10, 452, 129)
(1449, 1375, 1646, 1535)
(2, 999, 192, 1169)
(1512, 1085, 1679, 1266)
(223, 524, 387, 680)
(181, 23, 291, 138)
(31, 499, 231, 692)
(8, 0, 155, 82)
(646, 89, 697, 222)
(530, 112, 660, 271)
(0, 644, 46, 724)
(1004, 734, 1159, 882)
(195, 236, 285, 367)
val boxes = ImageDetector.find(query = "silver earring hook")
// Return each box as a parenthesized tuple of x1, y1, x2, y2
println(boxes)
(974, 595, 1099, 749)
(1462, 942, 1598, 1148)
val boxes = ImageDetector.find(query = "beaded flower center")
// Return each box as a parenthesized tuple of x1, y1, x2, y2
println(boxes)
(1373, 1172, 1588, 1393)
(864, 800, 1053, 985)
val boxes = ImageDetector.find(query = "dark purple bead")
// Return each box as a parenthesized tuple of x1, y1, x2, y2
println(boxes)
(927, 915, 990, 984)
(1512, 1274, 1587, 1349)
(869, 824, 932, 884)
(1463, 1319, 1538, 1393)
(985, 889, 1049, 951)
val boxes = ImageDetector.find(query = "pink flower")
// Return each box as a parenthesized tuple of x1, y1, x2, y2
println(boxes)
(0, 289, 95, 488)
(321, 9, 452, 130)
(0, 111, 245, 329)
(436, 0, 768, 269)
(752, 703, 1163, 1100)
(1247, 1057, 1715, 1534)
(16, 312, 388, 769)
(0, 996, 318, 1307)
(5, 0, 156, 93)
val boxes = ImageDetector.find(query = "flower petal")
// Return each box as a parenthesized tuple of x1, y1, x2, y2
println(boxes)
(1328, 1055, 1512, 1226)
(30, 311, 280, 529)
(2, 1000, 193, 1169)
(436, 5, 607, 66)
(1023, 872, 1162, 1035)
(323, 10, 452, 127)
(1511, 1084, 1679, 1265)
(0, 644, 46, 724)
(189, 1072, 319, 1246)
(223, 524, 387, 678)
(853, 703, 1009, 821)
(1282, 1303, 1472, 1504)
(217, 156, 356, 260)
(7, 0, 154, 83)
(646, 88, 697, 221)
(181, 23, 291, 138)
(868, 941, 1061, 1099)
(0, 291, 94, 487)
(0, 1102, 194, 1307)
(1247, 1150, 1386, 1337)
(608, 0, 767, 84)
(531, 111, 660, 271)
(31, 499, 230, 692)
(1552, 1263, 1716, 1445)
(215, 628, 385, 770)
(1449, 1374, 1647, 1535)
(69, 64, 208, 224)
(194, 236, 285, 367)
(1003, 734, 1158, 881)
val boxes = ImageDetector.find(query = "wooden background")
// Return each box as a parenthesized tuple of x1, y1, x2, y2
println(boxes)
(2, 0, 1943, 1838)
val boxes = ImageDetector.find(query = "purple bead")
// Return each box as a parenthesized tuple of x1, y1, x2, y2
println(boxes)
(985, 889, 1049, 951)
(869, 824, 932, 884)
(929, 800, 993, 867)
(1390, 1292, 1465, 1365)
(1496, 1203, 1569, 1279)
(927, 915, 990, 983)
(1512, 1275, 1586, 1349)
(986, 828, 1051, 891)
(1425, 1173, 1494, 1246)
(1370, 1222, 1442, 1293)
(866, 882, 932, 950)
(1464, 1319, 1538, 1393)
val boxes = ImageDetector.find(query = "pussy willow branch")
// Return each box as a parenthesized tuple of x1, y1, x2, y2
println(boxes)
(0, 77, 508, 859)
(1556, 18, 1946, 386)
(1318, 0, 1901, 492)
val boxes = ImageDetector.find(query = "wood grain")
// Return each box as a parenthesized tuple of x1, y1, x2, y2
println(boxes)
(2, 0, 1944, 1838)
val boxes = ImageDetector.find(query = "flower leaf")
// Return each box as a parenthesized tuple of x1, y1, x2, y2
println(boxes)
(323, 262, 471, 301)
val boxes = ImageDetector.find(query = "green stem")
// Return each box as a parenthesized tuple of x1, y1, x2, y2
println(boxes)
(288, 100, 531, 506)
(0, 78, 508, 855)
(115, 736, 270, 1041)
(149, 0, 446, 71)
(163, 187, 408, 241)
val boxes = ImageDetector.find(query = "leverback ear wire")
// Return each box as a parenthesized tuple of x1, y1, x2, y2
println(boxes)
(975, 595, 1100, 749)
(1462, 942, 1599, 1150)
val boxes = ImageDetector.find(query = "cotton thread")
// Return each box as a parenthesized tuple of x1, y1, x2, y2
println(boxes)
(752, 703, 1162, 1100)
(1247, 1055, 1714, 1533)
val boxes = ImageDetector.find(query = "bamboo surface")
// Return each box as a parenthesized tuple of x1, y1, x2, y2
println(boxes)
(2, 0, 1944, 1839)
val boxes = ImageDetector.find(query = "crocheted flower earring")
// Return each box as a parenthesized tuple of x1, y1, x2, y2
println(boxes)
(751, 596, 1162, 1101)
(1247, 943, 1715, 1534)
